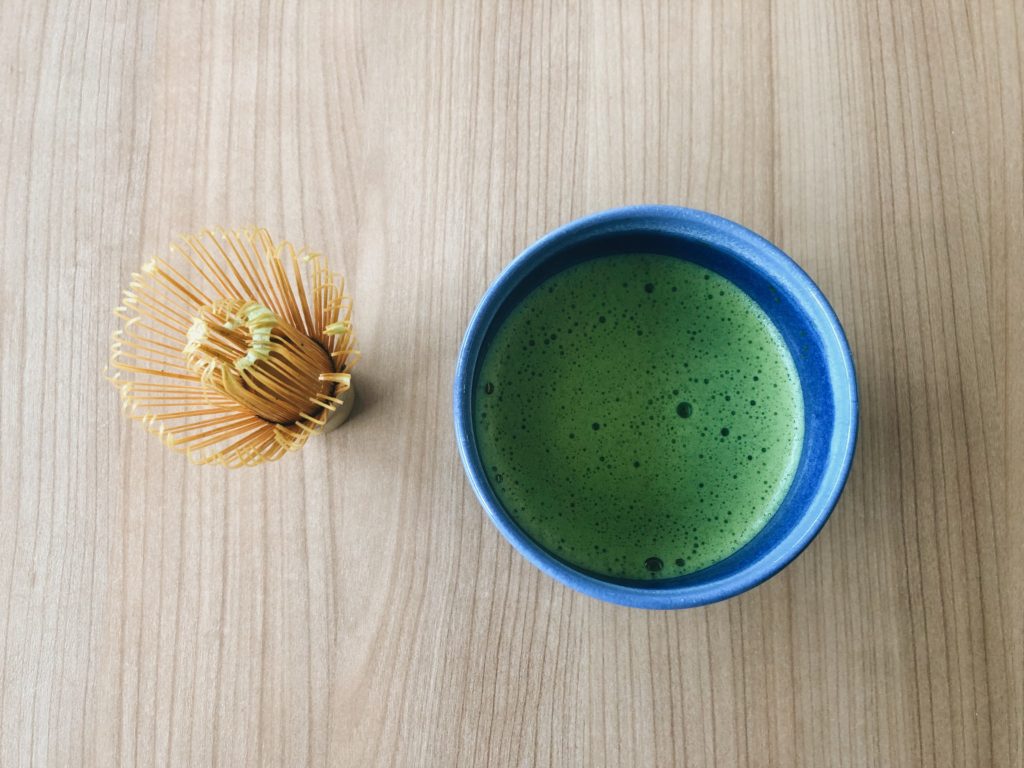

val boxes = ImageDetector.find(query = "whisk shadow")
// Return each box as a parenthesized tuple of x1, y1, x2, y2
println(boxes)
(347, 372, 380, 423)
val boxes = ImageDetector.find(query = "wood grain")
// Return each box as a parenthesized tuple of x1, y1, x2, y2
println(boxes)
(0, 0, 1021, 765)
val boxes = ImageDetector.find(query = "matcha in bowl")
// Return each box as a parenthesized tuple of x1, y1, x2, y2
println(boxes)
(454, 206, 857, 609)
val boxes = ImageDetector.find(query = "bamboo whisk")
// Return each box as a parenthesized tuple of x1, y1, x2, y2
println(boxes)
(109, 228, 358, 467)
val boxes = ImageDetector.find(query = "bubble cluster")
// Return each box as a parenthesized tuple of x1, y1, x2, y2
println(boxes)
(473, 253, 804, 580)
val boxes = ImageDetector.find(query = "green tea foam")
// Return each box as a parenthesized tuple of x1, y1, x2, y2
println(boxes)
(473, 253, 804, 580)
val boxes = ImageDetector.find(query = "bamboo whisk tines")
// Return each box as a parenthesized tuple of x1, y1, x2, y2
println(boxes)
(109, 228, 359, 467)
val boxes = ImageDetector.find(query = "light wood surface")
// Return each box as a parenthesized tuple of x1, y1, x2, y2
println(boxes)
(1, 1, 1021, 765)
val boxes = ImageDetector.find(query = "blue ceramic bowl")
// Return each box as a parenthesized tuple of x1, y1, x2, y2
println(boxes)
(454, 206, 857, 609)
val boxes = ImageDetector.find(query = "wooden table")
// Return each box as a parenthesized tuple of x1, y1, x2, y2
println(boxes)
(1, 1, 1020, 765)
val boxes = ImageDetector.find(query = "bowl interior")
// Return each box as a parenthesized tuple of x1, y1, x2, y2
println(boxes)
(457, 208, 856, 606)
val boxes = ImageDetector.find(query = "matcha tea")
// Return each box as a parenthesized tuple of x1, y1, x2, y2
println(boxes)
(473, 253, 804, 580)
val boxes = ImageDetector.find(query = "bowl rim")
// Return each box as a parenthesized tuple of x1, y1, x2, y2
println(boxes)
(453, 205, 858, 609)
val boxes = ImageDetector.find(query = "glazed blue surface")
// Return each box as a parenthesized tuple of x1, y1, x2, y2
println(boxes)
(453, 206, 858, 609)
